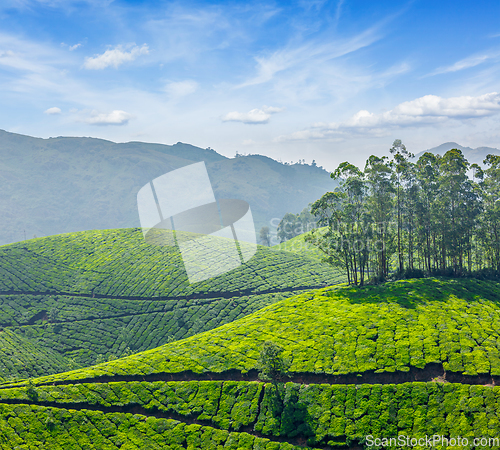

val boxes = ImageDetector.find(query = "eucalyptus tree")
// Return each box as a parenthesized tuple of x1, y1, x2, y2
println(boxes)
(364, 155, 395, 280)
(390, 140, 411, 272)
(480, 155, 500, 272)
(470, 163, 484, 271)
(307, 162, 369, 285)
(415, 152, 441, 272)
(437, 149, 479, 273)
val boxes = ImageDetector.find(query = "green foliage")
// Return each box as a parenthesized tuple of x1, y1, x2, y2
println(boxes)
(0, 228, 341, 298)
(9, 278, 500, 387)
(272, 227, 327, 262)
(0, 228, 343, 376)
(0, 329, 75, 382)
(257, 341, 291, 383)
(0, 381, 498, 448)
(0, 403, 314, 449)
(277, 204, 316, 243)
(308, 146, 500, 284)
(25, 379, 38, 402)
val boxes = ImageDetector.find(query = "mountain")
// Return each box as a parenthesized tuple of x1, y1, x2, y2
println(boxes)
(415, 141, 500, 165)
(1, 278, 498, 448)
(0, 129, 335, 246)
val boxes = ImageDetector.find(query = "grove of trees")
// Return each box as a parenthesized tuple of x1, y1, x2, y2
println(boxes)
(306, 140, 500, 285)
(276, 204, 317, 243)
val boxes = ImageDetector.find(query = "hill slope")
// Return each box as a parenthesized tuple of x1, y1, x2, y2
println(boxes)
(0, 329, 75, 382)
(16, 277, 500, 385)
(1, 278, 499, 449)
(0, 228, 343, 375)
(271, 228, 326, 261)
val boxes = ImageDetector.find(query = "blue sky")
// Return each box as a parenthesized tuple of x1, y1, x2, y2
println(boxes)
(1, 0, 500, 169)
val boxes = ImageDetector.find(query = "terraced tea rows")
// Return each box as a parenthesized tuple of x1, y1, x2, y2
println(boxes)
(0, 330, 75, 382)
(7, 291, 304, 368)
(0, 380, 498, 448)
(0, 228, 344, 378)
(1, 277, 500, 448)
(272, 228, 326, 261)
(0, 229, 342, 298)
(0, 403, 308, 450)
(13, 278, 500, 387)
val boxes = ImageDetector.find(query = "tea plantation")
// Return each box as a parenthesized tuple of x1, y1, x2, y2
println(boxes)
(9, 277, 499, 386)
(0, 277, 499, 449)
(0, 380, 498, 448)
(0, 228, 344, 378)
(2, 230, 500, 449)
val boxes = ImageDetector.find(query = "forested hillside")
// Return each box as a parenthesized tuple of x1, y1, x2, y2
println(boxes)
(0, 129, 332, 246)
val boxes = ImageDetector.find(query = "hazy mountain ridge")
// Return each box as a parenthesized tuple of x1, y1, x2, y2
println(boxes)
(0, 129, 332, 246)
(415, 141, 500, 165)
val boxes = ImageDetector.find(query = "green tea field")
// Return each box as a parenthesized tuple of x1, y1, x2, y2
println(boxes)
(0, 228, 345, 378)
(0, 278, 499, 449)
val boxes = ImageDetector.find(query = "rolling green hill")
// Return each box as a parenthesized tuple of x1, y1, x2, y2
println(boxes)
(0, 329, 76, 382)
(14, 277, 500, 386)
(0, 278, 499, 449)
(271, 228, 327, 261)
(0, 228, 343, 376)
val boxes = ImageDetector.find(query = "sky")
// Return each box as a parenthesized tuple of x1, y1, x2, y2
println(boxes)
(1, 0, 500, 170)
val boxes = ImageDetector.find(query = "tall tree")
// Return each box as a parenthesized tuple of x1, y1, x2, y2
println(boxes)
(480, 155, 500, 272)
(415, 152, 440, 272)
(364, 155, 394, 280)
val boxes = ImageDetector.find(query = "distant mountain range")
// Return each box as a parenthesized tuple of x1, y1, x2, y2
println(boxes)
(2, 131, 498, 246)
(0, 129, 334, 246)
(415, 142, 500, 165)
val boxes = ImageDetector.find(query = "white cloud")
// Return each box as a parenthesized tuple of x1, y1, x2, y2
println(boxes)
(431, 51, 500, 75)
(276, 92, 500, 141)
(69, 43, 82, 51)
(83, 44, 149, 70)
(164, 80, 198, 97)
(222, 105, 284, 124)
(84, 110, 133, 126)
(44, 106, 61, 114)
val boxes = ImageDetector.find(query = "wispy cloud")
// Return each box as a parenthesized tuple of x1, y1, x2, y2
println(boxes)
(84, 110, 133, 125)
(83, 44, 149, 70)
(276, 92, 500, 141)
(235, 25, 382, 88)
(430, 50, 500, 75)
(222, 105, 284, 124)
(2, 0, 114, 11)
(44, 106, 61, 114)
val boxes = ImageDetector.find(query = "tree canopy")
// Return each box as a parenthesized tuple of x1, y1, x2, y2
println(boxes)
(306, 141, 500, 285)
